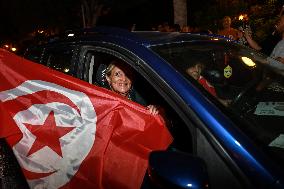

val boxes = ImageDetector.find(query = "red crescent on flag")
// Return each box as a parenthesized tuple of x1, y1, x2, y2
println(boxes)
(0, 54, 100, 188)
(22, 167, 56, 180)
(3, 90, 80, 146)
(3, 89, 85, 180)
(3, 90, 80, 117)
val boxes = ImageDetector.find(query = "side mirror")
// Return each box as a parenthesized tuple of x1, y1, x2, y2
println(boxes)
(148, 150, 209, 189)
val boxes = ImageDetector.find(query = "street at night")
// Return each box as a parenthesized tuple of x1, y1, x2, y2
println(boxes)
(1, 1, 284, 189)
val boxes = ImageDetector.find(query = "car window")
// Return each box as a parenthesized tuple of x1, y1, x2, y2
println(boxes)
(24, 47, 44, 64)
(44, 47, 74, 76)
(153, 41, 258, 97)
(79, 49, 194, 153)
(152, 41, 284, 170)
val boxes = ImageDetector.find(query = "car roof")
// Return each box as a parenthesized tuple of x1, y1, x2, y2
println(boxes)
(133, 31, 231, 46)
(45, 26, 233, 48)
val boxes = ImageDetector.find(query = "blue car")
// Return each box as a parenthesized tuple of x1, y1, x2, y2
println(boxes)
(21, 27, 284, 189)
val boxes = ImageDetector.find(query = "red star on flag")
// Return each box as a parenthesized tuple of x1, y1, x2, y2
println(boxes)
(25, 111, 75, 157)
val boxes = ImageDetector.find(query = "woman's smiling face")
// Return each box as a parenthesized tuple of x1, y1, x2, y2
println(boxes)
(106, 65, 132, 97)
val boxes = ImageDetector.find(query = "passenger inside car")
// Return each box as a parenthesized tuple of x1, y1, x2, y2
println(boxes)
(185, 61, 232, 107)
(186, 61, 217, 97)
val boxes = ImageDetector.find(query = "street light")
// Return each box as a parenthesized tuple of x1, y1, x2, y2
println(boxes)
(238, 14, 248, 21)
(3, 44, 17, 52)
(38, 30, 44, 34)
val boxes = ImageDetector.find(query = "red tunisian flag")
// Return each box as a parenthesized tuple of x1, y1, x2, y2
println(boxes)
(0, 49, 173, 189)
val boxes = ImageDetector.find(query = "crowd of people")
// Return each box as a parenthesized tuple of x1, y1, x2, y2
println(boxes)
(138, 8, 284, 62)
(148, 15, 281, 58)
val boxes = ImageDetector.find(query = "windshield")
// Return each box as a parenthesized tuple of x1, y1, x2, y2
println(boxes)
(151, 40, 284, 168)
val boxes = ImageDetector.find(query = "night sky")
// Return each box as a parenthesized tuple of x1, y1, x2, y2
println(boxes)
(0, 0, 176, 42)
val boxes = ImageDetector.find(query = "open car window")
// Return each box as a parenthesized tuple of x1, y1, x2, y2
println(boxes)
(80, 49, 195, 154)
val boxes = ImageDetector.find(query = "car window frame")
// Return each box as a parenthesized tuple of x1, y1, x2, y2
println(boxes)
(78, 43, 198, 149)
(23, 46, 45, 64)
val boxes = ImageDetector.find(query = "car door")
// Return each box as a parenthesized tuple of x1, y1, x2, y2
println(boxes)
(75, 44, 254, 189)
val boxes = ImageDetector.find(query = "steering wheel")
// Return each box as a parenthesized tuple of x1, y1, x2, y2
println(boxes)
(229, 65, 267, 107)
(230, 78, 260, 107)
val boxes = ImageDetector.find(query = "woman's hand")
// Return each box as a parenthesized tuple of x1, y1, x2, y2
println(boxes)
(147, 105, 159, 115)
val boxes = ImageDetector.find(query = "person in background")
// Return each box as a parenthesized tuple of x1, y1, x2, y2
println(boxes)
(270, 13, 284, 64)
(238, 6, 284, 56)
(181, 25, 191, 33)
(105, 60, 159, 115)
(241, 29, 262, 51)
(237, 14, 254, 47)
(236, 12, 264, 51)
(243, 13, 284, 64)
(218, 16, 239, 40)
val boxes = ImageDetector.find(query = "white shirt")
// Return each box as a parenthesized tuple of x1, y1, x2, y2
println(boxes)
(271, 39, 284, 59)
(268, 39, 284, 71)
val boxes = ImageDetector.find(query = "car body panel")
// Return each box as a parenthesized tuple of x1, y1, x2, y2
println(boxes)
(23, 27, 284, 188)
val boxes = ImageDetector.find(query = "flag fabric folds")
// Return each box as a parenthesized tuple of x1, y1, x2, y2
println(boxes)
(0, 49, 173, 189)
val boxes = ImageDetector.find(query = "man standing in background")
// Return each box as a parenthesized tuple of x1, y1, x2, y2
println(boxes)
(218, 16, 239, 40)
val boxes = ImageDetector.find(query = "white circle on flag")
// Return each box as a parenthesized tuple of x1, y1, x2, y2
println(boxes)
(1, 80, 97, 189)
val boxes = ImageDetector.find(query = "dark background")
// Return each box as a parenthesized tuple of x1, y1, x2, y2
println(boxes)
(0, 0, 284, 51)
(0, 0, 173, 40)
